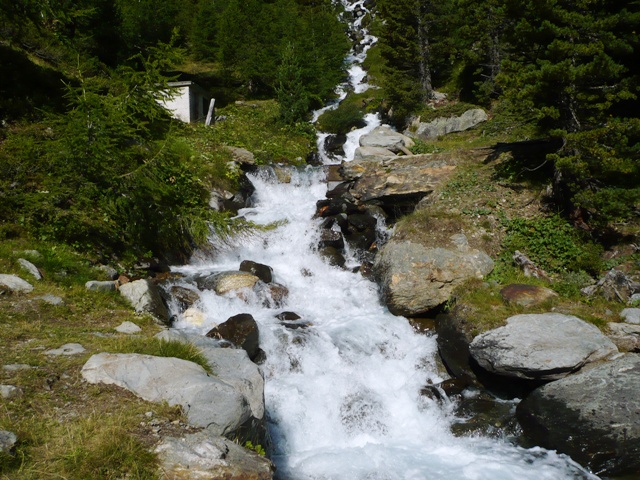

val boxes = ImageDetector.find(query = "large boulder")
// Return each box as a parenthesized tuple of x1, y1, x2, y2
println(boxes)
(517, 353, 640, 476)
(358, 125, 414, 154)
(156, 329, 265, 420)
(470, 313, 618, 381)
(206, 313, 261, 361)
(155, 430, 274, 480)
(407, 109, 488, 141)
(119, 279, 169, 325)
(340, 154, 456, 205)
(81, 353, 251, 435)
(0, 274, 34, 294)
(374, 235, 494, 316)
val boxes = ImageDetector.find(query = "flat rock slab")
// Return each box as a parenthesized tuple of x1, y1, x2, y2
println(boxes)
(44, 343, 86, 356)
(470, 313, 618, 380)
(17, 258, 42, 280)
(407, 108, 488, 141)
(0, 274, 34, 294)
(81, 353, 251, 435)
(341, 155, 456, 204)
(500, 284, 558, 307)
(155, 431, 273, 480)
(517, 353, 640, 476)
(33, 294, 64, 306)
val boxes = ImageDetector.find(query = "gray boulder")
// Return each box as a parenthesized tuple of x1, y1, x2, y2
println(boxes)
(119, 279, 169, 325)
(517, 353, 640, 476)
(81, 353, 251, 435)
(115, 321, 142, 334)
(85, 280, 117, 292)
(155, 431, 273, 480)
(470, 313, 618, 380)
(0, 385, 22, 399)
(407, 109, 488, 141)
(0, 274, 34, 294)
(156, 329, 265, 420)
(17, 258, 42, 280)
(621, 308, 640, 324)
(359, 125, 415, 154)
(607, 322, 640, 352)
(374, 236, 494, 315)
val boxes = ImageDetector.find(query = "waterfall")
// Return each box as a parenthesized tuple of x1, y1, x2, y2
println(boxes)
(166, 1, 600, 478)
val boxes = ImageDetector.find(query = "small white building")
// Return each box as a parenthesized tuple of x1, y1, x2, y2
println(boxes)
(162, 81, 213, 123)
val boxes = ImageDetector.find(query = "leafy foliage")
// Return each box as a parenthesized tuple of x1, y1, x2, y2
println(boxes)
(501, 214, 603, 274)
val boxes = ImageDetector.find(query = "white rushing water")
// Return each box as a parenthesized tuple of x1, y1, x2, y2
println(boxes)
(169, 0, 600, 477)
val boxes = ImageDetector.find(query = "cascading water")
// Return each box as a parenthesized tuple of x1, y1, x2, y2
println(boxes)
(167, 1, 600, 478)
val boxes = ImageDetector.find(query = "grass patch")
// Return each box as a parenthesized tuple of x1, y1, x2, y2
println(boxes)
(206, 100, 315, 165)
(111, 338, 212, 374)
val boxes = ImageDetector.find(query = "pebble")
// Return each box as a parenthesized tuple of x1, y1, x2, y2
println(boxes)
(0, 430, 17, 453)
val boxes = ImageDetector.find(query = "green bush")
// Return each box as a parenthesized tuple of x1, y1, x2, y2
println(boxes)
(316, 101, 366, 135)
(500, 214, 603, 275)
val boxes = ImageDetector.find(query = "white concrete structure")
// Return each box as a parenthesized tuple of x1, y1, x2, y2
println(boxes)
(162, 81, 212, 123)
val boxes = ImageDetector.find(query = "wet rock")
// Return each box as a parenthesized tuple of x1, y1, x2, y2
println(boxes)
(119, 279, 170, 326)
(607, 322, 640, 352)
(517, 353, 640, 477)
(0, 274, 34, 294)
(85, 280, 117, 292)
(316, 198, 361, 217)
(44, 343, 86, 356)
(17, 258, 42, 280)
(325, 165, 344, 182)
(0, 430, 17, 454)
(169, 285, 201, 311)
(407, 109, 488, 141)
(470, 313, 618, 381)
(82, 353, 251, 434)
(325, 182, 351, 199)
(206, 313, 260, 361)
(255, 282, 289, 309)
(436, 312, 477, 381)
(324, 133, 347, 156)
(239, 260, 273, 284)
(198, 271, 260, 295)
(500, 284, 558, 308)
(155, 431, 274, 480)
(319, 246, 346, 268)
(374, 236, 494, 316)
(319, 229, 344, 249)
(115, 321, 142, 334)
(451, 389, 519, 438)
(621, 308, 640, 324)
(181, 307, 207, 327)
(276, 312, 301, 321)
